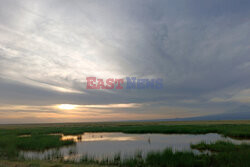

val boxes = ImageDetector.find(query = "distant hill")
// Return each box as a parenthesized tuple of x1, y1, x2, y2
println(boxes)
(133, 108, 250, 122)
(170, 111, 250, 121)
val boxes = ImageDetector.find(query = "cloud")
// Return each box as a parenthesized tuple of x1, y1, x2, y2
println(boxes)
(211, 89, 250, 104)
(0, 0, 250, 123)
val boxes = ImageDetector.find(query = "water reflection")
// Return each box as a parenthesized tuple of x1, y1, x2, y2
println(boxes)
(20, 133, 250, 161)
(61, 133, 139, 142)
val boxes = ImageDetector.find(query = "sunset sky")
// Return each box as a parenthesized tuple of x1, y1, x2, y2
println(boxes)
(0, 0, 250, 123)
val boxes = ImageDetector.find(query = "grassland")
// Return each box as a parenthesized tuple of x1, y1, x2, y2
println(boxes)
(0, 160, 112, 167)
(0, 120, 250, 166)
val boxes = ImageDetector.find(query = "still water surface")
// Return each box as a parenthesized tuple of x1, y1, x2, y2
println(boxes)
(20, 133, 250, 161)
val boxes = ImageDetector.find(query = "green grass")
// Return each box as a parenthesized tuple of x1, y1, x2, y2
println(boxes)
(1, 121, 250, 166)
(17, 141, 249, 167)
(0, 133, 74, 158)
(1, 122, 250, 156)
(3, 122, 250, 137)
(145, 149, 208, 167)
(16, 134, 74, 151)
(191, 140, 250, 153)
(191, 141, 250, 167)
(72, 142, 250, 167)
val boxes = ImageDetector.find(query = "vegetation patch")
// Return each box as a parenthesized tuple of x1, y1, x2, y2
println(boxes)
(1, 121, 250, 166)
(17, 134, 74, 151)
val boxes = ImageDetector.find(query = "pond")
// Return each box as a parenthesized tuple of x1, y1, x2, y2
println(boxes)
(20, 132, 250, 161)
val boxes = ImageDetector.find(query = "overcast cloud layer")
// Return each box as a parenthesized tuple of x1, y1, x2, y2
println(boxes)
(0, 0, 250, 123)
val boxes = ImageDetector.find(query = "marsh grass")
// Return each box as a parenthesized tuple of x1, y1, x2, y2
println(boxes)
(72, 142, 250, 167)
(1, 121, 250, 166)
(191, 140, 250, 152)
(3, 123, 250, 138)
(17, 134, 74, 151)
(191, 141, 250, 167)
(1, 123, 250, 157)
(1, 141, 250, 167)
(0, 133, 74, 159)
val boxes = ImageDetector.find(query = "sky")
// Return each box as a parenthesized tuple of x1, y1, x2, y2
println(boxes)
(0, 0, 250, 124)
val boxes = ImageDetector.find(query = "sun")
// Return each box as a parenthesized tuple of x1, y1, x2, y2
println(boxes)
(57, 104, 77, 110)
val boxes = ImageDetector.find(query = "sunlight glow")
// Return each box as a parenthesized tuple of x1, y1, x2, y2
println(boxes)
(58, 104, 77, 110)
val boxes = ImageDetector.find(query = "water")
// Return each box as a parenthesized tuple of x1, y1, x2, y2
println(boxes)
(20, 133, 250, 161)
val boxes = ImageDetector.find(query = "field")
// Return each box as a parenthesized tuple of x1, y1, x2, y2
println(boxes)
(1, 120, 250, 167)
